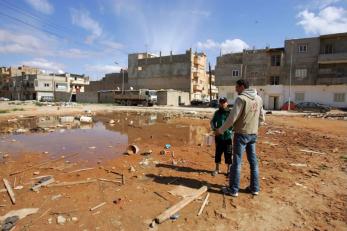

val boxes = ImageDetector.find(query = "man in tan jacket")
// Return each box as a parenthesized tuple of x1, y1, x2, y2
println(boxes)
(215, 79, 265, 197)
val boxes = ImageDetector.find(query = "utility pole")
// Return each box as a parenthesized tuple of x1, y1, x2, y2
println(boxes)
(208, 62, 212, 101)
(288, 41, 294, 111)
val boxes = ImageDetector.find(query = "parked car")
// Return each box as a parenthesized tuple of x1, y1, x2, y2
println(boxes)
(40, 96, 54, 102)
(281, 101, 296, 110)
(209, 99, 219, 108)
(296, 102, 331, 113)
(0, 97, 10, 101)
(191, 99, 203, 106)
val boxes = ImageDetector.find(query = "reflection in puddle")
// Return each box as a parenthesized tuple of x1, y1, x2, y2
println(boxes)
(0, 113, 209, 164)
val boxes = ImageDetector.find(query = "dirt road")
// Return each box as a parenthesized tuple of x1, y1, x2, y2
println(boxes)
(0, 103, 346, 230)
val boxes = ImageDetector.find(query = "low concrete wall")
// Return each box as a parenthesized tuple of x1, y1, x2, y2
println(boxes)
(54, 92, 71, 102)
(99, 91, 115, 103)
(77, 92, 98, 103)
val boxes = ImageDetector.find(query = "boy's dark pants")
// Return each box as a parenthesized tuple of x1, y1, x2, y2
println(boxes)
(215, 137, 232, 164)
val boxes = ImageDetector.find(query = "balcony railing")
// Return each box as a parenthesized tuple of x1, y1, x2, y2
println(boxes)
(193, 84, 203, 92)
(318, 52, 347, 64)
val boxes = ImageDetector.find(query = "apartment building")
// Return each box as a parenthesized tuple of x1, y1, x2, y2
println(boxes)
(0, 65, 41, 98)
(9, 73, 89, 101)
(215, 33, 347, 109)
(128, 49, 216, 100)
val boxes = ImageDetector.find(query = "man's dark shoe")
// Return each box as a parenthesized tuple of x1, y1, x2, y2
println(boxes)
(221, 187, 238, 197)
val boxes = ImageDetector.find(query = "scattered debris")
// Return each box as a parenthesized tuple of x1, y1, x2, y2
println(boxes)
(98, 178, 122, 184)
(3, 178, 15, 204)
(1, 215, 19, 231)
(51, 194, 62, 201)
(15, 128, 28, 134)
(47, 179, 97, 187)
(57, 215, 66, 225)
(109, 119, 115, 124)
(168, 185, 200, 198)
(129, 166, 136, 172)
(59, 116, 75, 123)
(290, 163, 308, 167)
(155, 186, 208, 224)
(33, 171, 40, 175)
(88, 146, 96, 149)
(10, 153, 79, 176)
(31, 176, 55, 192)
(169, 213, 179, 221)
(295, 182, 307, 189)
(72, 217, 78, 222)
(0, 208, 39, 223)
(127, 144, 139, 154)
(300, 149, 326, 155)
(67, 167, 94, 174)
(90, 202, 106, 211)
(197, 193, 209, 216)
(80, 116, 93, 123)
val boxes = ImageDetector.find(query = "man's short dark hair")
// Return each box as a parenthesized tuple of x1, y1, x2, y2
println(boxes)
(236, 79, 249, 89)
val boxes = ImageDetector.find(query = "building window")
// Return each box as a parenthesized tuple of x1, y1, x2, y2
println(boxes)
(295, 68, 307, 78)
(334, 93, 345, 102)
(44, 83, 50, 87)
(226, 92, 234, 100)
(232, 70, 240, 77)
(324, 44, 333, 54)
(298, 44, 308, 53)
(271, 55, 281, 66)
(269, 76, 280, 85)
(138, 66, 143, 71)
(295, 92, 305, 102)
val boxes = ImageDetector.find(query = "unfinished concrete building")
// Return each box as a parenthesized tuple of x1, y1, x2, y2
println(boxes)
(85, 71, 129, 92)
(128, 49, 214, 100)
(216, 32, 347, 109)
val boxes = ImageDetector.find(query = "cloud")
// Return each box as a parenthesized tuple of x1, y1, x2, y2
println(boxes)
(197, 39, 219, 49)
(0, 29, 51, 55)
(197, 38, 249, 53)
(70, 8, 103, 44)
(22, 58, 65, 74)
(191, 10, 210, 17)
(85, 64, 123, 74)
(221, 39, 250, 53)
(297, 6, 347, 34)
(25, 0, 54, 14)
(100, 40, 124, 50)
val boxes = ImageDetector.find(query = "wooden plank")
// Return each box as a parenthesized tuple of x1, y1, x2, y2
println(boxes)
(90, 202, 106, 211)
(3, 178, 15, 204)
(98, 178, 122, 184)
(31, 177, 55, 192)
(197, 193, 209, 216)
(10, 153, 79, 176)
(66, 167, 94, 174)
(155, 186, 207, 224)
(122, 173, 125, 185)
(47, 179, 96, 187)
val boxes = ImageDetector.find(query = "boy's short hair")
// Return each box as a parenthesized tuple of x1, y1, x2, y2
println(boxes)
(236, 79, 249, 89)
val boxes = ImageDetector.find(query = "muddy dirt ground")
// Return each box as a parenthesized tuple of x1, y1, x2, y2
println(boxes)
(0, 102, 346, 231)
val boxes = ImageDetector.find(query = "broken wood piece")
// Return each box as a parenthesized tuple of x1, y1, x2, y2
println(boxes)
(101, 167, 123, 176)
(98, 178, 122, 184)
(197, 193, 209, 216)
(167, 178, 179, 185)
(13, 177, 16, 188)
(47, 179, 97, 187)
(10, 153, 79, 176)
(90, 202, 106, 211)
(31, 176, 55, 192)
(154, 192, 169, 202)
(300, 149, 326, 155)
(122, 173, 125, 185)
(3, 178, 15, 204)
(67, 167, 94, 174)
(155, 186, 208, 224)
(0, 208, 39, 223)
(31, 175, 53, 180)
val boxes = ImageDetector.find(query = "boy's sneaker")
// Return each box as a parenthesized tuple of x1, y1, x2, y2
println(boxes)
(245, 186, 259, 195)
(221, 187, 238, 197)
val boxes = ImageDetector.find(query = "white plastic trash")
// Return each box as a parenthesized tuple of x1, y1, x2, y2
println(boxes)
(80, 116, 93, 123)
(204, 134, 215, 146)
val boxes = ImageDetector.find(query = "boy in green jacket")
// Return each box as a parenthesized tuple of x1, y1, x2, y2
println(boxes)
(210, 97, 233, 176)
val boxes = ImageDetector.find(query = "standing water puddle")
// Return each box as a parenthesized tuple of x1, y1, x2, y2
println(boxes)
(0, 112, 209, 164)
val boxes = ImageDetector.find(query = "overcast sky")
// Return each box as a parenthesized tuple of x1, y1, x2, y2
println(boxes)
(0, 0, 346, 79)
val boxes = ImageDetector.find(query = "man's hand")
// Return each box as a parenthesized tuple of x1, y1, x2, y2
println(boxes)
(214, 128, 222, 136)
